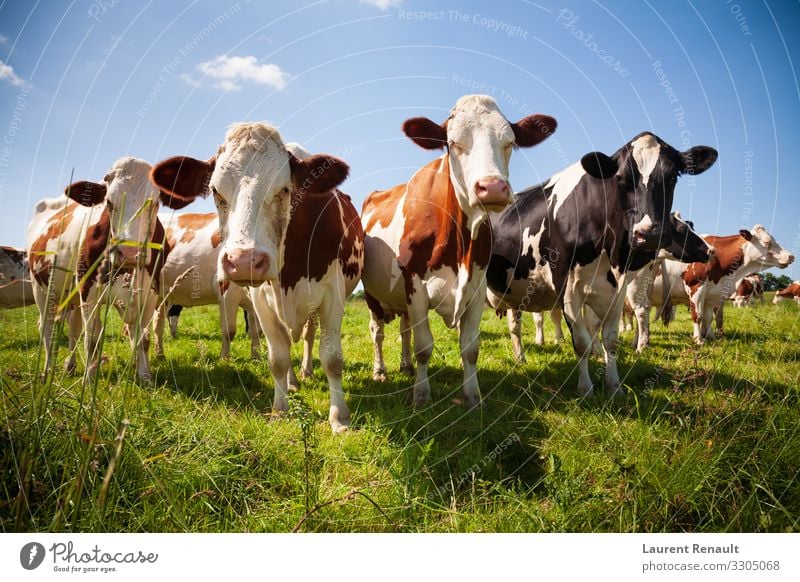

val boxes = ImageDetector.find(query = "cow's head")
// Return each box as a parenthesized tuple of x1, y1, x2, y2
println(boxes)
(66, 157, 163, 268)
(740, 224, 795, 269)
(150, 122, 349, 286)
(402, 94, 557, 238)
(606, 132, 717, 252)
(657, 212, 715, 263)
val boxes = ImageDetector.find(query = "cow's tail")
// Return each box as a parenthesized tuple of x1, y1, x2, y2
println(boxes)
(659, 266, 674, 327)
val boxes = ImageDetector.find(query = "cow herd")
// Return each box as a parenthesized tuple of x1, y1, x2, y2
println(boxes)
(3, 94, 797, 432)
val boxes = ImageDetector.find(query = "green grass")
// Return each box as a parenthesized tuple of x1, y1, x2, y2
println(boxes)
(2, 295, 799, 532)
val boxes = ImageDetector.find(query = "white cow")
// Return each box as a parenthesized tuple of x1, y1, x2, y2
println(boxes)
(150, 124, 364, 432)
(0, 246, 34, 308)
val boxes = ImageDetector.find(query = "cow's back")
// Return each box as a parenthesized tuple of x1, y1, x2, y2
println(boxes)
(27, 197, 103, 301)
(160, 212, 222, 306)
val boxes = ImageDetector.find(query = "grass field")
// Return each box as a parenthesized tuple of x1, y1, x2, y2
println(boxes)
(1, 295, 799, 532)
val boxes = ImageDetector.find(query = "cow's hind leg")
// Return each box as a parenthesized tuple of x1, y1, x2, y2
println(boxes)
(368, 311, 387, 382)
(551, 308, 564, 342)
(563, 297, 595, 397)
(508, 310, 526, 360)
(407, 294, 433, 407)
(399, 313, 414, 376)
(300, 315, 316, 379)
(64, 307, 81, 373)
(219, 292, 238, 360)
(531, 311, 544, 347)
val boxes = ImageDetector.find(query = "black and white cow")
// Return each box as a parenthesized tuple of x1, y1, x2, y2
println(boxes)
(486, 132, 717, 396)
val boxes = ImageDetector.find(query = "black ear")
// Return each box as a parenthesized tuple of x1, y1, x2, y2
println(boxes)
(511, 114, 557, 147)
(580, 152, 618, 180)
(150, 156, 215, 209)
(739, 229, 753, 241)
(402, 117, 447, 150)
(65, 181, 107, 206)
(290, 154, 350, 194)
(682, 146, 718, 175)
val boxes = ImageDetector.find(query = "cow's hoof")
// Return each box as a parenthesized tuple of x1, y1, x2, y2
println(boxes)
(287, 382, 299, 393)
(329, 408, 351, 434)
(372, 370, 388, 382)
(577, 384, 594, 398)
(299, 368, 313, 380)
(399, 363, 415, 377)
(267, 410, 287, 422)
(63, 360, 76, 374)
(514, 355, 527, 364)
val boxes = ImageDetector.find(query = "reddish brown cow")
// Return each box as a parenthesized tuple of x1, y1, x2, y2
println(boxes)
(774, 281, 800, 304)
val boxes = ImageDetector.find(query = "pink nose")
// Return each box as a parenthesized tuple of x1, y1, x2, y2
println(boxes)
(475, 178, 511, 207)
(222, 248, 270, 285)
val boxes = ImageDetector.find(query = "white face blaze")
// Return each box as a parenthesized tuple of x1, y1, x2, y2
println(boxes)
(744, 224, 795, 269)
(631, 133, 661, 188)
(446, 95, 516, 238)
(104, 157, 160, 264)
(210, 123, 294, 284)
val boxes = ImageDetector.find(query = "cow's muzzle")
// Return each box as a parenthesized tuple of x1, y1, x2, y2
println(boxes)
(474, 177, 511, 211)
(221, 248, 271, 286)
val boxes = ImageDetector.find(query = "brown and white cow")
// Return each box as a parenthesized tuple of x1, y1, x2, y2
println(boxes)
(732, 273, 764, 307)
(773, 281, 800, 304)
(0, 246, 34, 308)
(361, 94, 557, 407)
(155, 212, 260, 360)
(653, 225, 794, 342)
(27, 157, 171, 379)
(150, 124, 364, 432)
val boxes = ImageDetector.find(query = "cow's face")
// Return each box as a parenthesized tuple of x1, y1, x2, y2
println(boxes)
(150, 123, 349, 286)
(613, 133, 717, 252)
(402, 94, 557, 238)
(0, 247, 27, 284)
(741, 224, 795, 269)
(66, 157, 160, 268)
(658, 213, 714, 263)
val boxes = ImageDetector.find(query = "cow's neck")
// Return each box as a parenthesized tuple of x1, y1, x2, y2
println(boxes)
(702, 234, 749, 284)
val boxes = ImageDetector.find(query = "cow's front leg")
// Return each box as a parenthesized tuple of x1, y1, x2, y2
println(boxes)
(407, 294, 433, 407)
(82, 288, 104, 379)
(714, 302, 724, 336)
(219, 292, 238, 360)
(245, 308, 261, 360)
(399, 313, 414, 376)
(128, 289, 156, 382)
(458, 294, 484, 408)
(318, 299, 350, 433)
(563, 299, 594, 396)
(253, 299, 292, 417)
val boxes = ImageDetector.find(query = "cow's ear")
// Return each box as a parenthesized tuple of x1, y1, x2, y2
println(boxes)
(739, 229, 753, 241)
(402, 117, 447, 150)
(580, 151, 618, 180)
(65, 181, 107, 206)
(151, 156, 215, 209)
(682, 146, 718, 175)
(511, 114, 557, 147)
(291, 154, 349, 194)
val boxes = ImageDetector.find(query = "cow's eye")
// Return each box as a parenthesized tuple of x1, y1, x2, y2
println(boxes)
(282, 186, 290, 194)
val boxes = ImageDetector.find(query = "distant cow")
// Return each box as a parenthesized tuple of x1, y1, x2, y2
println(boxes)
(654, 225, 794, 342)
(150, 124, 364, 432)
(732, 273, 764, 307)
(27, 157, 171, 379)
(487, 132, 718, 396)
(773, 281, 800, 304)
(621, 213, 714, 352)
(155, 212, 260, 360)
(361, 94, 557, 407)
(0, 246, 34, 308)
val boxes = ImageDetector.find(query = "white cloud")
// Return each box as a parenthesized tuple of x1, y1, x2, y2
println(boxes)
(360, 0, 402, 9)
(0, 59, 28, 87)
(196, 55, 287, 91)
(180, 73, 200, 88)
(0, 34, 9, 45)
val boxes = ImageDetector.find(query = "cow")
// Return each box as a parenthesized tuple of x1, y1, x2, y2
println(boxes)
(0, 246, 34, 308)
(154, 212, 260, 360)
(361, 94, 557, 408)
(487, 132, 718, 396)
(652, 224, 794, 342)
(149, 124, 364, 432)
(621, 213, 714, 352)
(27, 157, 171, 380)
(773, 281, 800, 304)
(732, 273, 764, 307)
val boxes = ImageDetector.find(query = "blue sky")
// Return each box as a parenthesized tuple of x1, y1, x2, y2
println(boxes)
(1, 0, 799, 277)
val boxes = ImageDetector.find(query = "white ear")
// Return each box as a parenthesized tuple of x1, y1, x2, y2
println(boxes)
(673, 210, 682, 219)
